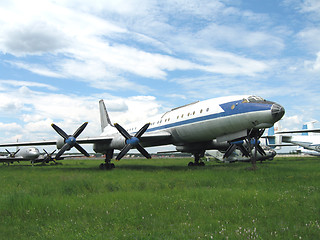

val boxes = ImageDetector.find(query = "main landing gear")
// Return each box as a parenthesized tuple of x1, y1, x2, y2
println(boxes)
(99, 150, 115, 170)
(188, 151, 205, 167)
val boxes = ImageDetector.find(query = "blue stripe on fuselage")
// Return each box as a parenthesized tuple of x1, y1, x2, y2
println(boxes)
(146, 100, 272, 133)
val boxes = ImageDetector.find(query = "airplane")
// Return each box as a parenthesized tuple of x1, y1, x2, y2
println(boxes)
(0, 147, 81, 165)
(0, 95, 285, 169)
(0, 147, 40, 165)
(266, 121, 320, 154)
(206, 145, 276, 163)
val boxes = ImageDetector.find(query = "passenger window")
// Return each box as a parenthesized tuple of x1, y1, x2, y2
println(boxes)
(206, 108, 209, 112)
(200, 109, 203, 113)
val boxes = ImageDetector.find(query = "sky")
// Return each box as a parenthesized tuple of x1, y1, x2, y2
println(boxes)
(0, 0, 319, 153)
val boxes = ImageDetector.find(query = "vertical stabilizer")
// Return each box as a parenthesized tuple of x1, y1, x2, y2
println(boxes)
(302, 124, 308, 136)
(265, 122, 282, 149)
(99, 100, 113, 132)
(303, 121, 317, 136)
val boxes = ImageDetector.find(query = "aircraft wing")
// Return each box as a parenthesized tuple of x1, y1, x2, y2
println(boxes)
(0, 140, 57, 147)
(76, 131, 172, 145)
(0, 136, 113, 147)
(0, 131, 171, 147)
(140, 131, 172, 141)
(276, 129, 320, 134)
(0, 156, 25, 162)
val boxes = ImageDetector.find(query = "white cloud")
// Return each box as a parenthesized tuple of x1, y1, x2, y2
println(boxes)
(196, 49, 269, 76)
(300, 0, 320, 15)
(0, 81, 164, 143)
(197, 23, 284, 54)
(297, 28, 320, 52)
(5, 61, 64, 79)
(313, 52, 320, 70)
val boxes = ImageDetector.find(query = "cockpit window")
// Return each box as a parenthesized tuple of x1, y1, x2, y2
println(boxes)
(246, 96, 265, 103)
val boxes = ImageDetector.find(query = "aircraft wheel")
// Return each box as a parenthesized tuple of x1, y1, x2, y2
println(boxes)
(199, 162, 205, 166)
(110, 163, 115, 169)
(99, 163, 106, 170)
(188, 162, 194, 167)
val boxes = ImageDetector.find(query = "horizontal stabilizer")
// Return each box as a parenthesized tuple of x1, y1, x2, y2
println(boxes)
(276, 129, 320, 134)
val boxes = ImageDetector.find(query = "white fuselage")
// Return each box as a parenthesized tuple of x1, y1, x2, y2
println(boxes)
(6, 147, 40, 160)
(16, 147, 40, 160)
(96, 95, 284, 153)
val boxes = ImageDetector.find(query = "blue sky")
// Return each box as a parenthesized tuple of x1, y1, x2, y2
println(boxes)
(0, 0, 320, 150)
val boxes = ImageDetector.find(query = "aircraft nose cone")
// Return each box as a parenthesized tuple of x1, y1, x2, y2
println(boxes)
(271, 103, 285, 122)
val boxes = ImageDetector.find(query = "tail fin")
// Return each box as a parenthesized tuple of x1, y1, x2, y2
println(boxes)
(265, 122, 282, 149)
(302, 121, 317, 136)
(302, 124, 308, 136)
(99, 100, 113, 132)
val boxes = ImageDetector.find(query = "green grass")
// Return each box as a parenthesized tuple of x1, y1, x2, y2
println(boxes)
(0, 157, 320, 239)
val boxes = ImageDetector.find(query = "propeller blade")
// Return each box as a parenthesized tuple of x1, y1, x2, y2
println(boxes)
(55, 143, 70, 159)
(238, 144, 250, 157)
(51, 124, 69, 139)
(5, 149, 11, 155)
(258, 129, 265, 138)
(116, 144, 132, 161)
(114, 123, 131, 140)
(136, 144, 151, 159)
(73, 122, 88, 138)
(14, 149, 20, 155)
(74, 143, 90, 157)
(224, 144, 237, 158)
(43, 149, 49, 156)
(256, 144, 266, 156)
(135, 123, 150, 139)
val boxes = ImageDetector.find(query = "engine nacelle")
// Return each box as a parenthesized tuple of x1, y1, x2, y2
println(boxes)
(56, 138, 65, 149)
(93, 136, 125, 154)
(176, 140, 229, 153)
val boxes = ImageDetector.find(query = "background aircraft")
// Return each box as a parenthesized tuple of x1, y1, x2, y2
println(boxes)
(0, 95, 284, 169)
(206, 145, 276, 163)
(265, 121, 320, 154)
(0, 147, 40, 165)
(0, 147, 82, 165)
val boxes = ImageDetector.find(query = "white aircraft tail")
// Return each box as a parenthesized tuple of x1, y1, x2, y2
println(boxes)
(302, 121, 317, 136)
(99, 100, 113, 133)
(266, 122, 282, 149)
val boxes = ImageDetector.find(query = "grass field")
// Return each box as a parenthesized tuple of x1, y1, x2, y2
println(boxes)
(0, 157, 319, 239)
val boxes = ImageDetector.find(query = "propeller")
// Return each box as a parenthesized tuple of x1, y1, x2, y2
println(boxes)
(114, 123, 151, 160)
(247, 129, 266, 156)
(43, 149, 57, 163)
(5, 148, 20, 158)
(51, 122, 90, 159)
(224, 140, 250, 159)
(250, 139, 266, 156)
(223, 129, 266, 160)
